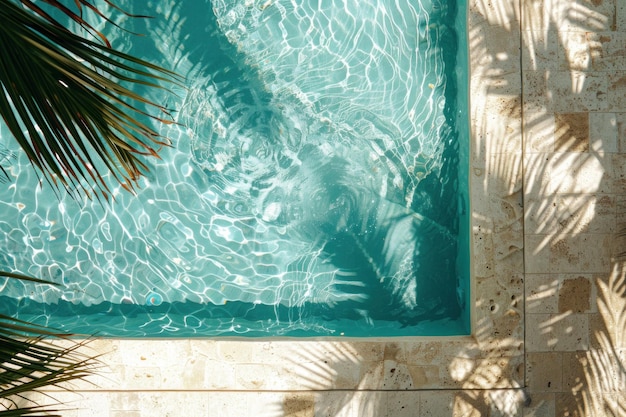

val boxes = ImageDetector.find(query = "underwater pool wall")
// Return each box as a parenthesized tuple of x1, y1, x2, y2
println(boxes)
(32, 0, 529, 414)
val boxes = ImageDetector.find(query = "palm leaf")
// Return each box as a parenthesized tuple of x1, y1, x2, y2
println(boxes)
(0, 330, 101, 416)
(0, 147, 16, 183)
(0, 274, 100, 416)
(0, 0, 183, 200)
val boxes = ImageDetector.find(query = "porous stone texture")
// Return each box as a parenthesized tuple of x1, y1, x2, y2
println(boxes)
(522, 0, 626, 416)
(31, 0, 626, 415)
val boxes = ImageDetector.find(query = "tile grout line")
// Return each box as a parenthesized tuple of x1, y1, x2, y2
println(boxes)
(518, 0, 528, 393)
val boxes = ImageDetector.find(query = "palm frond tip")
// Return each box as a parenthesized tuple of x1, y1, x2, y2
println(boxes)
(0, 1, 184, 200)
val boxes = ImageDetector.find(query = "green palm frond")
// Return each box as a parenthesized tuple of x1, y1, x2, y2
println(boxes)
(0, 330, 101, 416)
(0, 0, 183, 200)
(0, 147, 16, 183)
(0, 273, 101, 416)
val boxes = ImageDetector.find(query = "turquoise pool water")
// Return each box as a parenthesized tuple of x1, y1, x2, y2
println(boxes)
(0, 0, 469, 337)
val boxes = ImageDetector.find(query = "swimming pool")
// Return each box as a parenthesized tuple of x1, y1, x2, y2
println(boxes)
(0, 0, 469, 337)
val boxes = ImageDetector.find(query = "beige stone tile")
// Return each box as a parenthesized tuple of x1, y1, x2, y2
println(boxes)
(550, 234, 612, 274)
(616, 113, 626, 152)
(216, 341, 257, 363)
(593, 272, 626, 349)
(353, 361, 386, 390)
(473, 314, 525, 360)
(90, 346, 239, 391)
(616, 348, 626, 385)
(406, 365, 441, 388)
(556, 194, 616, 235)
(201, 359, 237, 390)
(558, 274, 596, 313)
(589, 112, 619, 153)
(115, 339, 193, 367)
(616, 194, 626, 225)
(282, 393, 315, 417)
(562, 351, 589, 393)
(523, 392, 555, 417)
(208, 392, 282, 417)
(386, 392, 421, 417)
(526, 313, 589, 352)
(469, 0, 520, 28)
(314, 391, 354, 417)
(208, 393, 251, 417)
(524, 234, 551, 274)
(610, 153, 626, 193)
(453, 390, 527, 416)
(548, 71, 608, 112)
(523, 152, 552, 200)
(521, 0, 549, 32)
(525, 274, 559, 314)
(349, 342, 386, 362)
(600, 392, 626, 417)
(326, 361, 362, 389)
(443, 353, 523, 390)
(526, 273, 597, 314)
(451, 390, 492, 417)
(554, 391, 586, 417)
(484, 154, 523, 201)
(116, 366, 163, 390)
(469, 89, 522, 157)
(526, 351, 563, 392)
(521, 31, 559, 70)
(525, 195, 559, 235)
(522, 71, 551, 113)
(379, 360, 414, 390)
(494, 241, 525, 279)
(468, 10, 491, 67)
(474, 270, 523, 332)
(350, 391, 386, 417)
(588, 312, 612, 350)
(234, 363, 289, 390)
(382, 342, 407, 362)
(473, 226, 495, 277)
(475, 313, 524, 358)
(402, 341, 444, 365)
(558, 31, 591, 71)
(474, 24, 521, 71)
(489, 389, 528, 416)
(523, 111, 555, 153)
(607, 71, 626, 111)
(560, 0, 617, 32)
(490, 198, 523, 240)
(419, 391, 455, 417)
(554, 112, 589, 152)
(557, 30, 626, 72)
(619, 0, 626, 31)
(100, 392, 214, 416)
(587, 32, 626, 71)
(548, 152, 611, 194)
(105, 392, 144, 415)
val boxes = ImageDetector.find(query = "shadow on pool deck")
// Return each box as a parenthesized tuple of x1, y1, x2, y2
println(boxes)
(271, 0, 626, 415)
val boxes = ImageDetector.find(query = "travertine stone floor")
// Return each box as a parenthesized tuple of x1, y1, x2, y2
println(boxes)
(29, 0, 626, 416)
(522, 0, 626, 416)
